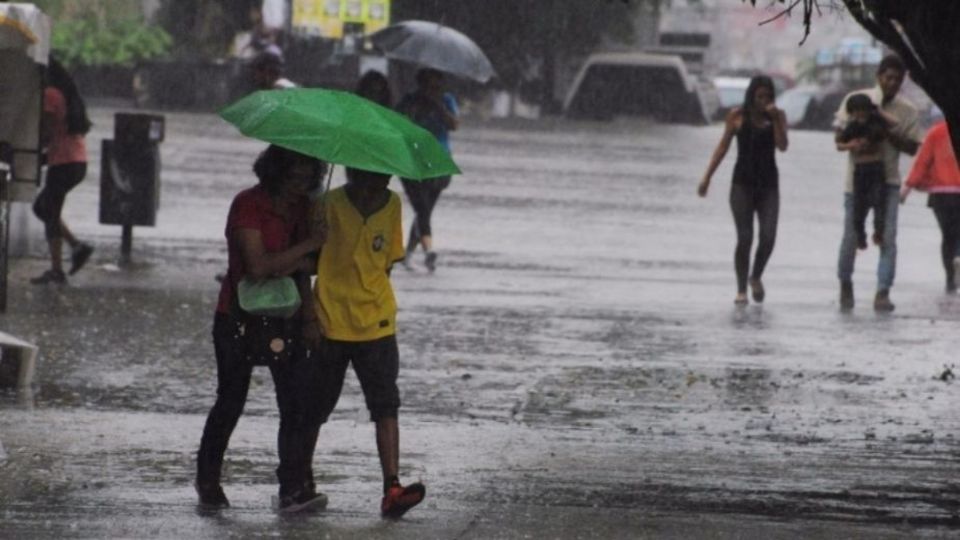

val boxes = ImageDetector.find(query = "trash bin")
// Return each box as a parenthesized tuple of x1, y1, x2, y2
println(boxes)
(100, 113, 164, 227)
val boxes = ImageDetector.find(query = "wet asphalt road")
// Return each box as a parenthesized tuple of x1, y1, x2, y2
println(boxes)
(1, 107, 959, 539)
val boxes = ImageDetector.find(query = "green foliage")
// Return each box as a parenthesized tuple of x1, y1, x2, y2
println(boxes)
(51, 16, 172, 67)
(154, 0, 258, 60)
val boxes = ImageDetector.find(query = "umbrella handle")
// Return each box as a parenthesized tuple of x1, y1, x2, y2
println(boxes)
(322, 164, 334, 195)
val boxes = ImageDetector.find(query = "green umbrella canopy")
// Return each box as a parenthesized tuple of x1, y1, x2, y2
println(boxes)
(219, 88, 460, 180)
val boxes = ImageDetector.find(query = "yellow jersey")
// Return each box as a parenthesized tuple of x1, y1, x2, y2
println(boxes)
(312, 186, 405, 341)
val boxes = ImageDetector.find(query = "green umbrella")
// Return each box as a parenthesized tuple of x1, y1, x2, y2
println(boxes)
(219, 88, 460, 180)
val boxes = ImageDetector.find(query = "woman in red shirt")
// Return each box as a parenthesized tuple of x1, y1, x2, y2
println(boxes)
(901, 118, 960, 292)
(30, 58, 95, 284)
(196, 145, 327, 512)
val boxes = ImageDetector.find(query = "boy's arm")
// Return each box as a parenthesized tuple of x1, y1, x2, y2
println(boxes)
(836, 123, 854, 144)
(835, 128, 864, 153)
(387, 195, 406, 275)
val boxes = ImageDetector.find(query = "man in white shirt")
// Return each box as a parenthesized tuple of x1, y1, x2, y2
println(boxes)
(833, 54, 922, 312)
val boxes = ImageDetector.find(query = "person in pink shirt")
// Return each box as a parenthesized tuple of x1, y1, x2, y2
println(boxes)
(30, 58, 94, 285)
(901, 116, 960, 292)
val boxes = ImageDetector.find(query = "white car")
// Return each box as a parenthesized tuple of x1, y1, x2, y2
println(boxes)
(711, 76, 751, 120)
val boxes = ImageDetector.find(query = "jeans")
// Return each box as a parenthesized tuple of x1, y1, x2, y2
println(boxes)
(838, 185, 899, 291)
(197, 313, 316, 496)
(729, 184, 779, 294)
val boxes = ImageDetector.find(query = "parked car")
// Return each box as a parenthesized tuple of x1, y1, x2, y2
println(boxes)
(710, 70, 797, 121)
(777, 84, 846, 130)
(564, 51, 713, 124)
(712, 75, 750, 120)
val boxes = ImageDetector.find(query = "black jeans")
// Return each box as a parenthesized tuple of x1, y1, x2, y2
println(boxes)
(401, 176, 450, 249)
(196, 313, 315, 496)
(931, 195, 960, 285)
(730, 183, 779, 294)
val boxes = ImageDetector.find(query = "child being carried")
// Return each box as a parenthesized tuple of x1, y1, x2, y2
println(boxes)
(838, 93, 896, 249)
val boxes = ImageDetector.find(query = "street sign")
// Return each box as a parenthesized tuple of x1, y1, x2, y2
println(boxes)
(292, 0, 390, 39)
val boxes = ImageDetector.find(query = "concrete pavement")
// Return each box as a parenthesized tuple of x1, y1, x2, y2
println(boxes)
(1, 107, 959, 538)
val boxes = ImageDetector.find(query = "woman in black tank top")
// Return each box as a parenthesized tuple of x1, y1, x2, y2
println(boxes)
(698, 76, 789, 305)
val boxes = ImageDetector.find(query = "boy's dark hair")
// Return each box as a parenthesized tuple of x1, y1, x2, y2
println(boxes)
(346, 167, 392, 184)
(253, 144, 326, 196)
(47, 57, 92, 135)
(846, 93, 876, 114)
(877, 54, 905, 76)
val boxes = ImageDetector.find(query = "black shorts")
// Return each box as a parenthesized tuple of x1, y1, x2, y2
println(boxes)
(33, 162, 87, 237)
(314, 334, 401, 423)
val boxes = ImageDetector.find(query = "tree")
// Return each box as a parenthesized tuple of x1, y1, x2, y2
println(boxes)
(35, 0, 171, 67)
(392, 0, 662, 111)
(747, 1, 960, 159)
(154, 0, 259, 59)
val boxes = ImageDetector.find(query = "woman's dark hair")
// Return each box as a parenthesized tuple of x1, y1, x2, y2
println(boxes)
(253, 144, 327, 196)
(742, 75, 775, 124)
(47, 57, 92, 136)
(355, 70, 392, 108)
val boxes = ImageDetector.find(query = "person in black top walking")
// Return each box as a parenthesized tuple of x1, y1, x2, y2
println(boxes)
(699, 75, 788, 305)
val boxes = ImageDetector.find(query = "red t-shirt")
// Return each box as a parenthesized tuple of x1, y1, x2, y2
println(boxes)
(44, 87, 87, 166)
(905, 121, 960, 193)
(216, 185, 308, 314)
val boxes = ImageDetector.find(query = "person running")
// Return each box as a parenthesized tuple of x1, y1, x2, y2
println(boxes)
(698, 75, 788, 305)
(196, 145, 327, 512)
(396, 68, 458, 272)
(900, 115, 960, 293)
(833, 55, 922, 312)
(305, 167, 426, 519)
(30, 57, 94, 285)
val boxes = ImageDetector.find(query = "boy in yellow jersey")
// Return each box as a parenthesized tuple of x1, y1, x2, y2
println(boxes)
(306, 167, 425, 519)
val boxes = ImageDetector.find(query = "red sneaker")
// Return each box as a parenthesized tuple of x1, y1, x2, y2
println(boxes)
(380, 482, 425, 519)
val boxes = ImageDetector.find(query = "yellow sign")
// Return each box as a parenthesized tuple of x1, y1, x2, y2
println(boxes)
(292, 0, 390, 39)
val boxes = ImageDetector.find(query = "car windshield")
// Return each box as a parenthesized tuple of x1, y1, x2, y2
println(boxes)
(717, 87, 744, 108)
(778, 87, 815, 125)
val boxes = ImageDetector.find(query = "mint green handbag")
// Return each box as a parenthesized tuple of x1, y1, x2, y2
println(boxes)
(237, 277, 301, 319)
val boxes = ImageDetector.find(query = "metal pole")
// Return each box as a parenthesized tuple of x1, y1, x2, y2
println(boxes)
(0, 169, 9, 312)
(121, 223, 132, 264)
